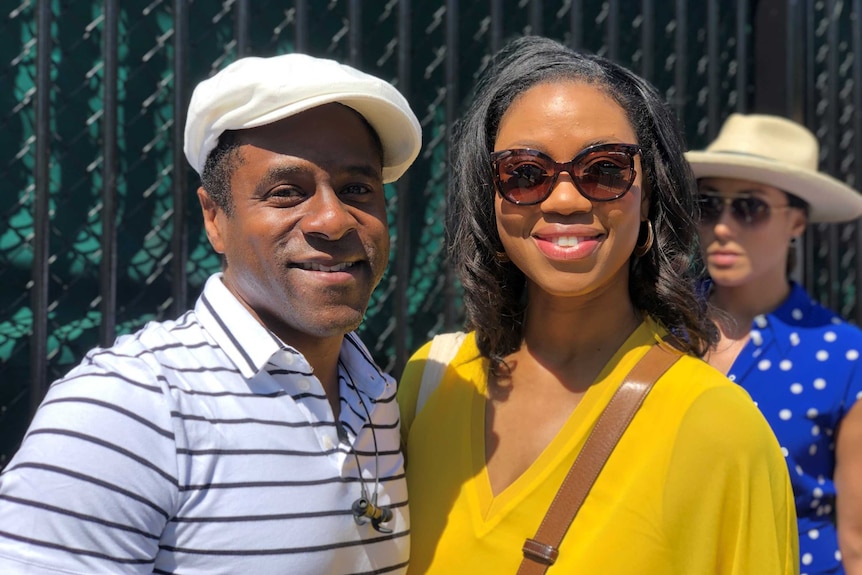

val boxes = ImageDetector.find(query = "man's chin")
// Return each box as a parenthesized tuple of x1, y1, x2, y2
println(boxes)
(303, 307, 368, 338)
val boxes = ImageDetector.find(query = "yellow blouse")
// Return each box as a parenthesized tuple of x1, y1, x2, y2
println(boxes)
(399, 323, 798, 574)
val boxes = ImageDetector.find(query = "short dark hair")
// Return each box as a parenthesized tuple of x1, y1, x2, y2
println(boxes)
(786, 191, 810, 213)
(448, 35, 717, 367)
(201, 130, 243, 215)
(198, 104, 385, 217)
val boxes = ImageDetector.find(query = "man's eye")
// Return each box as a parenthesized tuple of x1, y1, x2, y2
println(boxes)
(268, 187, 305, 200)
(341, 184, 372, 195)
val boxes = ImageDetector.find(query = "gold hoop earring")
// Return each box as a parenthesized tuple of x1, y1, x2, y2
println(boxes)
(633, 220, 654, 258)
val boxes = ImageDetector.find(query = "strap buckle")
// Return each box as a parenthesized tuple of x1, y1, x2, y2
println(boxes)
(522, 538, 559, 565)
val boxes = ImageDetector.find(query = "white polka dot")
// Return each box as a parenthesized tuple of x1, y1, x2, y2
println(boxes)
(810, 499, 820, 508)
(790, 332, 800, 346)
(811, 425, 820, 436)
(832, 317, 842, 325)
(816, 350, 829, 361)
(781, 447, 789, 457)
(857, 390, 862, 400)
(807, 408, 819, 418)
(817, 475, 826, 484)
(751, 331, 763, 345)
(728, 374, 736, 381)
(797, 465, 805, 476)
(779, 409, 792, 420)
(758, 359, 772, 371)
(848, 349, 859, 361)
(802, 553, 813, 565)
(792, 308, 804, 320)
(813, 487, 824, 498)
(836, 550, 843, 561)
(752, 348, 763, 358)
(809, 444, 818, 455)
(824, 331, 837, 342)
(790, 383, 803, 394)
(779, 359, 792, 371)
(813, 378, 827, 390)
(808, 529, 820, 540)
(754, 316, 768, 328)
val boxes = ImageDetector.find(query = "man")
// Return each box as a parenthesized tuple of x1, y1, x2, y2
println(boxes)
(0, 53, 421, 574)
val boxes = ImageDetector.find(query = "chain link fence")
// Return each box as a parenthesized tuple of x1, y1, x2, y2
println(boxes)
(2, 0, 860, 465)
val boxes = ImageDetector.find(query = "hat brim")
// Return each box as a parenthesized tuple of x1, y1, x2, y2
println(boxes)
(685, 151, 862, 223)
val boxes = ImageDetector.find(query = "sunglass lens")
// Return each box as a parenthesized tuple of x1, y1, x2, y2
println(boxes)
(496, 155, 552, 204)
(734, 197, 770, 225)
(697, 193, 773, 226)
(576, 150, 634, 200)
(697, 195, 724, 223)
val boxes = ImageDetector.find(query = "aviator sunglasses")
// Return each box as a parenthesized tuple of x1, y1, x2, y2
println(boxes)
(490, 143, 642, 205)
(697, 192, 791, 227)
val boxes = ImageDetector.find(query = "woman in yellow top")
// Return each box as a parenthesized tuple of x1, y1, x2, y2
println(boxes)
(399, 36, 798, 574)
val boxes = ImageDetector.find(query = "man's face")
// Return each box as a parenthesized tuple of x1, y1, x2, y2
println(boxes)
(198, 104, 389, 347)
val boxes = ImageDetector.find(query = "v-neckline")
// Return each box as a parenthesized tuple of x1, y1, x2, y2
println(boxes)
(464, 320, 655, 533)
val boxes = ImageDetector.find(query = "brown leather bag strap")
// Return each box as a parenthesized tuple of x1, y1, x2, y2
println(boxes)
(517, 344, 680, 575)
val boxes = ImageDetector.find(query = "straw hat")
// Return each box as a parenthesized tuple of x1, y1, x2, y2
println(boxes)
(184, 53, 421, 184)
(685, 113, 862, 222)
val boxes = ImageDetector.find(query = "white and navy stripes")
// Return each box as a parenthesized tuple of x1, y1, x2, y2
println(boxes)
(0, 273, 409, 575)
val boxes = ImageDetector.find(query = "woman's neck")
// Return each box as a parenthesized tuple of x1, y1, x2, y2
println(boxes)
(709, 278, 791, 339)
(520, 289, 641, 371)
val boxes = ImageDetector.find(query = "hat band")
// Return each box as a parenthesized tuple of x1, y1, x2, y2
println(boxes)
(706, 150, 782, 164)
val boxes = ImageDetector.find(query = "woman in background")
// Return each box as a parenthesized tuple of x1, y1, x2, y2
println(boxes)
(688, 113, 862, 575)
(398, 36, 797, 574)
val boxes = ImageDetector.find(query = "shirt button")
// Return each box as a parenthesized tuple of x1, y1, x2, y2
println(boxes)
(298, 379, 310, 391)
(322, 435, 335, 450)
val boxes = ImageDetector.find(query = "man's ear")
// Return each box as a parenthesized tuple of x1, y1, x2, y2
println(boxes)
(198, 187, 225, 254)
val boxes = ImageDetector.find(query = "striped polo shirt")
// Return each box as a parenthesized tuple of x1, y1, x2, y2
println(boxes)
(0, 273, 409, 574)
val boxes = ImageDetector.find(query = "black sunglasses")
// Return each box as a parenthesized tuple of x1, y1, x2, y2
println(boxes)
(490, 143, 642, 205)
(697, 192, 791, 227)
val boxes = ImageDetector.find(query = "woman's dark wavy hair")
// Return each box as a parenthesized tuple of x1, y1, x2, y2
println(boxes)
(448, 35, 718, 367)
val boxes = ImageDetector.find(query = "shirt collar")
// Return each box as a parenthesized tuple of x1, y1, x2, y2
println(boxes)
(702, 280, 812, 357)
(194, 274, 393, 399)
(340, 331, 392, 400)
(195, 273, 289, 379)
(754, 281, 818, 356)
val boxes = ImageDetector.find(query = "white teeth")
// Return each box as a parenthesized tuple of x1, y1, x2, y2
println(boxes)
(551, 236, 582, 247)
(299, 262, 354, 272)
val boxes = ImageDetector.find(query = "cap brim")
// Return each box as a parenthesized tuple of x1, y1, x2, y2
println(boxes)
(685, 151, 862, 223)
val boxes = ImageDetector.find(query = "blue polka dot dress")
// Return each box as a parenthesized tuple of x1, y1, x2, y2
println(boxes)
(726, 282, 862, 575)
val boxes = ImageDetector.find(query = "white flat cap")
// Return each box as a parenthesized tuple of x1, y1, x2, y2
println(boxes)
(184, 53, 422, 183)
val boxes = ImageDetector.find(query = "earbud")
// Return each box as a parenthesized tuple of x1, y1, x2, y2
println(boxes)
(352, 496, 393, 533)
(338, 360, 394, 535)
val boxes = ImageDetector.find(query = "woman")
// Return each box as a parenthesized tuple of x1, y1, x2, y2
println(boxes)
(398, 36, 797, 574)
(687, 113, 862, 575)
